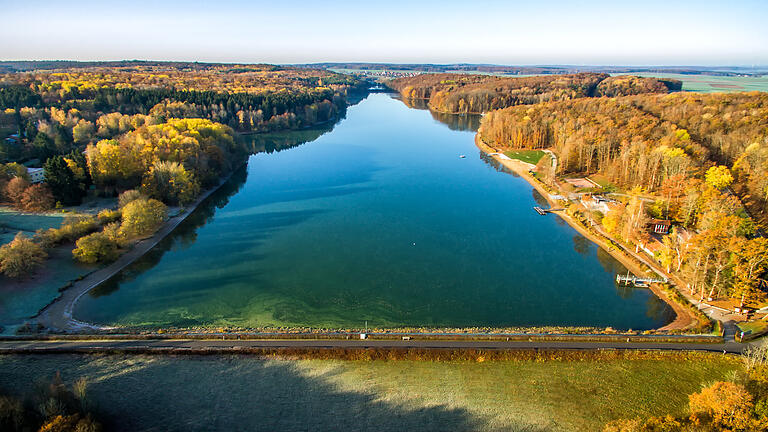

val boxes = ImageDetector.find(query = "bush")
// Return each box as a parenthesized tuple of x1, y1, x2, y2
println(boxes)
(38, 217, 99, 248)
(0, 232, 47, 278)
(118, 189, 145, 209)
(72, 232, 119, 264)
(96, 209, 121, 224)
(39, 414, 101, 432)
(21, 184, 55, 211)
(120, 198, 167, 237)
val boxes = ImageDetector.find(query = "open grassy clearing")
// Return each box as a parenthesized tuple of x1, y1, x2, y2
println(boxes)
(504, 149, 545, 165)
(0, 207, 67, 246)
(0, 353, 741, 431)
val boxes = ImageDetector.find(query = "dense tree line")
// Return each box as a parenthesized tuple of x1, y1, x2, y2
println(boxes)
(388, 73, 680, 114)
(0, 65, 367, 165)
(480, 91, 768, 304)
(0, 85, 42, 109)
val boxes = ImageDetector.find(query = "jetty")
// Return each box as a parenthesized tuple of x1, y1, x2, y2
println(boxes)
(616, 274, 668, 287)
(533, 206, 565, 215)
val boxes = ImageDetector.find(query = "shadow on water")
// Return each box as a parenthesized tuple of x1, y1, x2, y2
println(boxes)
(0, 356, 549, 432)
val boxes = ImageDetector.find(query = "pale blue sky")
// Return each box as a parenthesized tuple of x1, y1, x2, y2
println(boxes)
(1, 0, 766, 65)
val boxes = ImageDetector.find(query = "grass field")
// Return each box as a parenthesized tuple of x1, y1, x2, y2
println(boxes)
(0, 207, 67, 246)
(611, 72, 768, 93)
(0, 353, 741, 431)
(504, 150, 545, 165)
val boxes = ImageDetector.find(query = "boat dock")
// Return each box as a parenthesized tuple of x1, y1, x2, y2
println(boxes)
(616, 274, 667, 287)
(533, 206, 565, 215)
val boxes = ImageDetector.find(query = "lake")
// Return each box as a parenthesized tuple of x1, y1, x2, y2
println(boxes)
(73, 93, 674, 330)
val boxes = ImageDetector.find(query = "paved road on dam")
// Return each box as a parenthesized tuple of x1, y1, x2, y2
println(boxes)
(0, 337, 749, 354)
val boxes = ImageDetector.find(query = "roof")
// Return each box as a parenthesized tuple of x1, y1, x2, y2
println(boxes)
(648, 218, 672, 226)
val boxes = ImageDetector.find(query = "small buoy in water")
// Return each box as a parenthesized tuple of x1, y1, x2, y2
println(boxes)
(412, 243, 416, 246)
(459, 155, 466, 158)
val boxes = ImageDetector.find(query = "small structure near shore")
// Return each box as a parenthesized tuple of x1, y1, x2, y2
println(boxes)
(616, 274, 667, 287)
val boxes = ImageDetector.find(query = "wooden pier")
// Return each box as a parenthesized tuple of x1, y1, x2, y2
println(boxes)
(616, 274, 667, 287)
(533, 206, 565, 215)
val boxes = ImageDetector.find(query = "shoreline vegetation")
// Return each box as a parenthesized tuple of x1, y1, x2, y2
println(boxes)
(474, 134, 703, 333)
(4, 65, 761, 338)
(0, 63, 368, 334)
(30, 164, 246, 333)
(387, 72, 768, 340)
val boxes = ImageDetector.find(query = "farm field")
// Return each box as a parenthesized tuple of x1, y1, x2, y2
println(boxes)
(611, 72, 768, 93)
(0, 353, 741, 431)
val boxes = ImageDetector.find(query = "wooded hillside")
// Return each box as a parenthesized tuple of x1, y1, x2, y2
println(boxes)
(389, 73, 680, 114)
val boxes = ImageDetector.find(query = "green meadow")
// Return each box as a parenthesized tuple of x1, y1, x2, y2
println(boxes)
(0, 353, 741, 431)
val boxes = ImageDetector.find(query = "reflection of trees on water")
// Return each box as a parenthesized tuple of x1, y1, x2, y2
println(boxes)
(242, 115, 344, 154)
(396, 96, 481, 132)
(88, 93, 370, 299)
(572, 235, 592, 256)
(596, 246, 625, 275)
(88, 166, 250, 298)
(594, 246, 676, 325)
(241, 90, 371, 155)
(431, 112, 481, 132)
(531, 189, 549, 207)
(479, 152, 516, 176)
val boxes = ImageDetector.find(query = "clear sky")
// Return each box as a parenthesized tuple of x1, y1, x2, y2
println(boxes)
(2, 0, 767, 66)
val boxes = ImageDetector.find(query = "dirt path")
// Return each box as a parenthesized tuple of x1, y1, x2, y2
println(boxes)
(474, 134, 700, 332)
(33, 170, 240, 333)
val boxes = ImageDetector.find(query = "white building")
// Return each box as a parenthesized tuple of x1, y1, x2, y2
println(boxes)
(26, 167, 45, 184)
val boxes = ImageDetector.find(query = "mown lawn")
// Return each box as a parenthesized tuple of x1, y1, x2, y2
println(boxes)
(504, 149, 545, 165)
(0, 353, 741, 431)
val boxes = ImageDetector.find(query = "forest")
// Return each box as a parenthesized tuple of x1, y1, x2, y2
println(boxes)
(0, 64, 366, 278)
(480, 91, 768, 306)
(388, 72, 681, 113)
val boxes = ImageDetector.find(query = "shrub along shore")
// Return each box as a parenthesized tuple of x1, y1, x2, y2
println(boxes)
(475, 134, 710, 334)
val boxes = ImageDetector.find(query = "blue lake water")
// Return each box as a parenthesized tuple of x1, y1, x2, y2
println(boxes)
(73, 93, 674, 330)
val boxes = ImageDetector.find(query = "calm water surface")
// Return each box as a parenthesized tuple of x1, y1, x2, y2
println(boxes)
(74, 94, 674, 329)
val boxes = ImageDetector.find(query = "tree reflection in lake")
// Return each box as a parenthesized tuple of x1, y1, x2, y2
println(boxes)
(395, 95, 481, 131)
(89, 166, 249, 298)
(572, 235, 592, 256)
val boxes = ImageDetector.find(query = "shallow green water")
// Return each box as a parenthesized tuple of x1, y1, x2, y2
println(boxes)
(74, 94, 673, 330)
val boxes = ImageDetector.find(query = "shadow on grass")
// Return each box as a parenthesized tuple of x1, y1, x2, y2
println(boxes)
(13, 355, 547, 432)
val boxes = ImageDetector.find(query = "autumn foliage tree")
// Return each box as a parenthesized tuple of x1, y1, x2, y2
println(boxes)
(120, 198, 167, 237)
(0, 232, 47, 278)
(688, 381, 754, 430)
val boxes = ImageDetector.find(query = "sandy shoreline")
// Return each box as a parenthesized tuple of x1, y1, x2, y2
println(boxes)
(474, 134, 698, 332)
(31, 164, 245, 333)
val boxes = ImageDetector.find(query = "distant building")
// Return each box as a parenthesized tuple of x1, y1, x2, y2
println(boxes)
(26, 167, 45, 184)
(647, 219, 671, 235)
